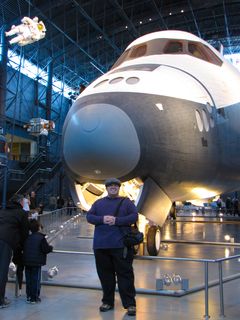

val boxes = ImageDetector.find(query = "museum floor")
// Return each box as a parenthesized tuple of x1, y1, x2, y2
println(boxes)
(2, 214, 240, 320)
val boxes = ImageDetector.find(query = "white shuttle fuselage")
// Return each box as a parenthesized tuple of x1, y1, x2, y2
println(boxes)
(62, 30, 240, 227)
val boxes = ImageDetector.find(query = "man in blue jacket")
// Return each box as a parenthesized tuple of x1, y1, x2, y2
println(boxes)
(87, 178, 138, 316)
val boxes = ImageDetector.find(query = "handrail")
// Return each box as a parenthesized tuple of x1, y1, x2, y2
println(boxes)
(1, 153, 47, 197)
(12, 160, 61, 195)
(14, 168, 52, 195)
(22, 152, 46, 175)
(8, 153, 45, 178)
(9, 153, 44, 172)
(50, 248, 240, 319)
(215, 254, 240, 262)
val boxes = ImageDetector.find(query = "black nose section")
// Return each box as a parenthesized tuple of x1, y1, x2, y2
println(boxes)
(63, 103, 140, 180)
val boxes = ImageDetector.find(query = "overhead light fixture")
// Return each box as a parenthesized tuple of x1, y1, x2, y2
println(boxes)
(192, 187, 217, 198)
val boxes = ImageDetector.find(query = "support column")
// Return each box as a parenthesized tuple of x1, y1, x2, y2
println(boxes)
(0, 27, 8, 209)
(39, 58, 53, 155)
(0, 26, 8, 129)
(46, 59, 53, 120)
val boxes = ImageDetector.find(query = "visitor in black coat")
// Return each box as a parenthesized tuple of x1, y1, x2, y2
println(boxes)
(23, 220, 53, 304)
(0, 201, 29, 308)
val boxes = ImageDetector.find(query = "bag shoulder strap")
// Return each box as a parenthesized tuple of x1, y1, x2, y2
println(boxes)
(114, 197, 126, 217)
(114, 197, 138, 228)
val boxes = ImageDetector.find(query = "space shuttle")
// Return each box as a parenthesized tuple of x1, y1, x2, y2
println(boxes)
(62, 30, 240, 255)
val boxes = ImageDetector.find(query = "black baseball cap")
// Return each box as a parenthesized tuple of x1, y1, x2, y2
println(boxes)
(104, 178, 121, 187)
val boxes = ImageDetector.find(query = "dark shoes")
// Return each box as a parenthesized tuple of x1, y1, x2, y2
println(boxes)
(127, 306, 136, 316)
(99, 303, 114, 312)
(0, 298, 11, 309)
(26, 297, 41, 304)
(99, 303, 136, 316)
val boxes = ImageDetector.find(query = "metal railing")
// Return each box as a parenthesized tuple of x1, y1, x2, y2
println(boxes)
(176, 206, 238, 217)
(177, 206, 218, 216)
(49, 249, 240, 320)
(38, 207, 82, 238)
(37, 210, 240, 318)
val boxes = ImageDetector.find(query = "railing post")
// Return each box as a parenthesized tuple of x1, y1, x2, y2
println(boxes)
(204, 261, 210, 319)
(218, 261, 225, 317)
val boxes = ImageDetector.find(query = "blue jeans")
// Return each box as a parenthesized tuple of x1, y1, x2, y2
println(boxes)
(0, 240, 12, 304)
(25, 266, 41, 301)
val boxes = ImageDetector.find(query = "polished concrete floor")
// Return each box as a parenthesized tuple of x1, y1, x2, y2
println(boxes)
(2, 214, 240, 320)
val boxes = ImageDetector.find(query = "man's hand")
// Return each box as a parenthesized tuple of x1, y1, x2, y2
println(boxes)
(103, 215, 116, 225)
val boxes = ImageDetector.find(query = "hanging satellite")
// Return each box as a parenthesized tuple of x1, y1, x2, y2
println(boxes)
(5, 16, 46, 46)
(24, 118, 55, 136)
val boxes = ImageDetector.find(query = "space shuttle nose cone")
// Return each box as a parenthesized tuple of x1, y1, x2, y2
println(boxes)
(63, 103, 140, 180)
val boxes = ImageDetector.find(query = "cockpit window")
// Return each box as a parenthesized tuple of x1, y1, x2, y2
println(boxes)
(112, 49, 130, 69)
(188, 42, 222, 65)
(110, 38, 223, 70)
(188, 43, 207, 60)
(163, 41, 183, 54)
(202, 45, 222, 66)
(129, 44, 147, 58)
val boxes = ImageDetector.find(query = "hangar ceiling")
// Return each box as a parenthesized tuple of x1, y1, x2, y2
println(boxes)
(1, 0, 240, 92)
